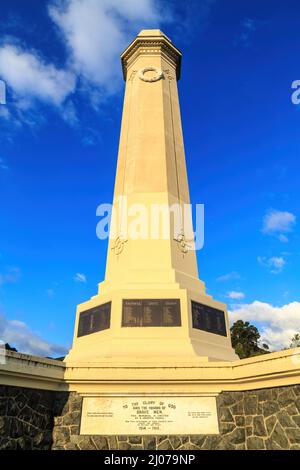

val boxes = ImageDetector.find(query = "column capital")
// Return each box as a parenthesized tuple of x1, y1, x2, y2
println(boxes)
(121, 29, 182, 81)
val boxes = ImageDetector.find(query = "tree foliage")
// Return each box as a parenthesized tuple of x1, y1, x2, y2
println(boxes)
(290, 333, 300, 349)
(230, 320, 269, 359)
(4, 343, 18, 352)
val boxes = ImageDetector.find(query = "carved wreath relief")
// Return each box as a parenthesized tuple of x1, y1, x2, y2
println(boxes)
(138, 66, 164, 82)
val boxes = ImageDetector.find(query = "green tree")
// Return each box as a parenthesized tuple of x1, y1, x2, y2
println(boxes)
(230, 320, 269, 359)
(4, 343, 18, 352)
(290, 333, 300, 349)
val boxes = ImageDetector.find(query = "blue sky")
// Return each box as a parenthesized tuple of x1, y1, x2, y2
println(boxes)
(0, 0, 299, 356)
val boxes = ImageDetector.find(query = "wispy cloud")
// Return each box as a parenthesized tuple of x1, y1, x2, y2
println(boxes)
(161, 0, 217, 43)
(226, 291, 245, 300)
(0, 310, 68, 357)
(217, 271, 241, 282)
(257, 256, 286, 274)
(262, 209, 296, 242)
(235, 17, 259, 47)
(0, 157, 8, 170)
(229, 301, 300, 351)
(74, 272, 87, 283)
(0, 267, 21, 285)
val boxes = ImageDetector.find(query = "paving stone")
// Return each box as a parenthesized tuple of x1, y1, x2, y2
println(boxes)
(253, 415, 267, 436)
(277, 410, 295, 428)
(143, 437, 156, 450)
(270, 422, 289, 449)
(278, 389, 295, 407)
(129, 436, 142, 444)
(257, 389, 272, 402)
(246, 437, 265, 450)
(285, 428, 300, 444)
(157, 439, 173, 450)
(244, 395, 258, 415)
(190, 436, 206, 447)
(91, 436, 109, 450)
(265, 415, 277, 435)
(235, 415, 245, 427)
(262, 401, 280, 417)
(219, 407, 234, 423)
(169, 436, 182, 449)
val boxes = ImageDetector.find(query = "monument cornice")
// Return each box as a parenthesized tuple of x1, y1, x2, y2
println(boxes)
(121, 37, 182, 81)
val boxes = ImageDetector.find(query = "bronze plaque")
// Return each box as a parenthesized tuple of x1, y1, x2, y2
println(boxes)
(122, 300, 142, 327)
(122, 299, 181, 327)
(77, 302, 111, 337)
(191, 301, 227, 337)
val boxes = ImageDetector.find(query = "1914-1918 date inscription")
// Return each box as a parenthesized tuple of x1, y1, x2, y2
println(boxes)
(80, 396, 219, 436)
(77, 302, 111, 337)
(122, 299, 181, 327)
(191, 301, 227, 337)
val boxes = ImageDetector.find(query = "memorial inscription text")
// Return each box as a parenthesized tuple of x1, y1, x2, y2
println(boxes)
(191, 301, 227, 337)
(122, 299, 181, 327)
(80, 396, 219, 435)
(77, 302, 111, 337)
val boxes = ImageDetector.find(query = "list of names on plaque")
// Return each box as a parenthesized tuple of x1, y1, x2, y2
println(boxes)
(191, 301, 227, 337)
(80, 396, 219, 435)
(77, 302, 111, 337)
(122, 299, 181, 327)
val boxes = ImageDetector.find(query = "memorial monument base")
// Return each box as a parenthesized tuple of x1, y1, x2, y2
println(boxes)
(65, 285, 238, 365)
(1, 349, 300, 450)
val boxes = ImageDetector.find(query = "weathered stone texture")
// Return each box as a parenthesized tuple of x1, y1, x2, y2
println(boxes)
(1, 384, 300, 450)
(0, 385, 67, 450)
(52, 385, 300, 450)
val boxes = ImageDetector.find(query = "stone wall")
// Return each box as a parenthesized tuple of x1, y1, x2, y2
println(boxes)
(1, 384, 300, 450)
(52, 385, 300, 450)
(0, 385, 68, 450)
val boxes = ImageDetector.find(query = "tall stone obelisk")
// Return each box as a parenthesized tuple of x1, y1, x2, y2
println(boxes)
(66, 30, 238, 364)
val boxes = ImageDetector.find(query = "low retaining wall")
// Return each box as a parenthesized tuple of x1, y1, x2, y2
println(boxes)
(1, 350, 300, 450)
(1, 384, 300, 450)
(52, 386, 300, 450)
(0, 385, 66, 450)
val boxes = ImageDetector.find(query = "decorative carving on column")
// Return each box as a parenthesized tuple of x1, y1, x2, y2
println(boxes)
(128, 70, 138, 82)
(111, 236, 128, 256)
(163, 69, 175, 81)
(138, 67, 164, 83)
(174, 232, 191, 255)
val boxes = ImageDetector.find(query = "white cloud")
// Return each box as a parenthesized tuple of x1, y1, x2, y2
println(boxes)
(262, 209, 296, 242)
(227, 291, 245, 300)
(0, 311, 68, 357)
(217, 271, 240, 282)
(0, 44, 76, 107)
(0, 107, 11, 120)
(229, 301, 300, 351)
(0, 1, 215, 130)
(0, 0, 165, 127)
(48, 0, 161, 94)
(257, 256, 286, 274)
(74, 272, 87, 283)
(278, 234, 289, 243)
